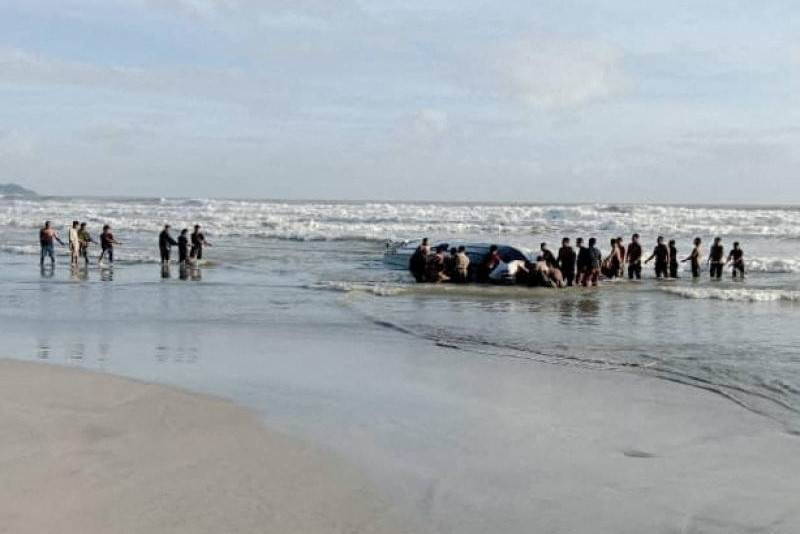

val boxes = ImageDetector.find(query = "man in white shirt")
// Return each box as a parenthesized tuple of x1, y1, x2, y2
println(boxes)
(68, 220, 81, 265)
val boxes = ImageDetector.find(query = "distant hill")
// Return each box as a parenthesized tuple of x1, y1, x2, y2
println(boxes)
(0, 183, 38, 197)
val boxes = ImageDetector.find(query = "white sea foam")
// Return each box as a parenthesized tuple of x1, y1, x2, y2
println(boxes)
(2, 198, 800, 242)
(660, 287, 800, 302)
(745, 257, 800, 273)
(308, 281, 405, 296)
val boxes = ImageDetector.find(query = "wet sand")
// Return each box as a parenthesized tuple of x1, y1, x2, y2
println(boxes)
(0, 359, 420, 534)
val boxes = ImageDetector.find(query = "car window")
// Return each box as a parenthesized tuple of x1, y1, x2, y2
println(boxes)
(499, 246, 527, 263)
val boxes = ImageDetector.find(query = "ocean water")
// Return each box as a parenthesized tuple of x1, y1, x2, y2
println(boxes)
(1, 197, 799, 433)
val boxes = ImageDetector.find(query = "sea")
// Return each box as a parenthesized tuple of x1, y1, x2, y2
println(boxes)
(1, 197, 799, 530)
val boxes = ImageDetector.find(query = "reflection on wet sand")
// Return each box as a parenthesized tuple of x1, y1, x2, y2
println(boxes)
(554, 296, 602, 324)
(36, 340, 51, 360)
(33, 338, 201, 366)
(68, 342, 85, 361)
(154, 343, 199, 364)
(177, 263, 202, 281)
(100, 266, 114, 282)
(70, 264, 89, 281)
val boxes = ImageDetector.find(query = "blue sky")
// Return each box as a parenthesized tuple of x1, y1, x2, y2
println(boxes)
(1, 0, 798, 202)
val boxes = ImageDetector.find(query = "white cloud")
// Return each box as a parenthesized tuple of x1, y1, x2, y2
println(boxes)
(490, 37, 626, 110)
(0, 48, 265, 102)
(143, 0, 358, 26)
(0, 129, 36, 158)
(411, 109, 448, 137)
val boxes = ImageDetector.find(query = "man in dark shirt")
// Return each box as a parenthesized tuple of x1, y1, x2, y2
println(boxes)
(682, 237, 702, 278)
(408, 238, 430, 282)
(727, 241, 745, 279)
(581, 237, 602, 287)
(645, 236, 670, 279)
(708, 237, 724, 280)
(557, 237, 576, 287)
(177, 229, 190, 264)
(668, 239, 679, 278)
(575, 237, 588, 282)
(159, 224, 178, 263)
(190, 225, 210, 261)
(98, 225, 119, 265)
(626, 233, 642, 280)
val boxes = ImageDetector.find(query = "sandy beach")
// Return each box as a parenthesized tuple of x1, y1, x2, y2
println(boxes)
(0, 359, 419, 534)
(3, 341, 800, 533)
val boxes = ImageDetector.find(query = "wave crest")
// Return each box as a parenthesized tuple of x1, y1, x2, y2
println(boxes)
(660, 287, 800, 302)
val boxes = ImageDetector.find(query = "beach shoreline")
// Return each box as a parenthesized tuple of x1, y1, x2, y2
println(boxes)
(3, 342, 800, 533)
(0, 358, 422, 534)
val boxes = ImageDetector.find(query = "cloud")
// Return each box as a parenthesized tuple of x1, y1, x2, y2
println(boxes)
(411, 109, 448, 137)
(490, 37, 627, 110)
(0, 129, 35, 158)
(0, 47, 268, 102)
(143, 0, 360, 28)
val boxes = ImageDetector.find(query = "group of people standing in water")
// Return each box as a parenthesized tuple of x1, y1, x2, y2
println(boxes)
(409, 235, 746, 287)
(38, 221, 209, 267)
(39, 220, 119, 267)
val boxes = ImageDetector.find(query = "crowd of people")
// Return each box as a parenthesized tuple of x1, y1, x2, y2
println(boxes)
(37, 221, 210, 267)
(408, 235, 746, 287)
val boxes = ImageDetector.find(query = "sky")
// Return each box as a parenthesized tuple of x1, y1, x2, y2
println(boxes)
(1, 0, 799, 203)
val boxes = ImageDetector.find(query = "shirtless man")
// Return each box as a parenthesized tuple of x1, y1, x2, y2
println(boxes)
(727, 242, 745, 279)
(426, 245, 450, 283)
(681, 237, 702, 278)
(39, 221, 64, 266)
(603, 238, 622, 279)
(537, 243, 558, 269)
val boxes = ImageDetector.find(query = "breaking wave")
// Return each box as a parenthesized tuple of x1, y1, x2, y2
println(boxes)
(3, 198, 800, 241)
(660, 287, 800, 302)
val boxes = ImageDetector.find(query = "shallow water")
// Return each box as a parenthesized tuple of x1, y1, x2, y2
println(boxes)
(1, 197, 799, 432)
(3, 197, 800, 531)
